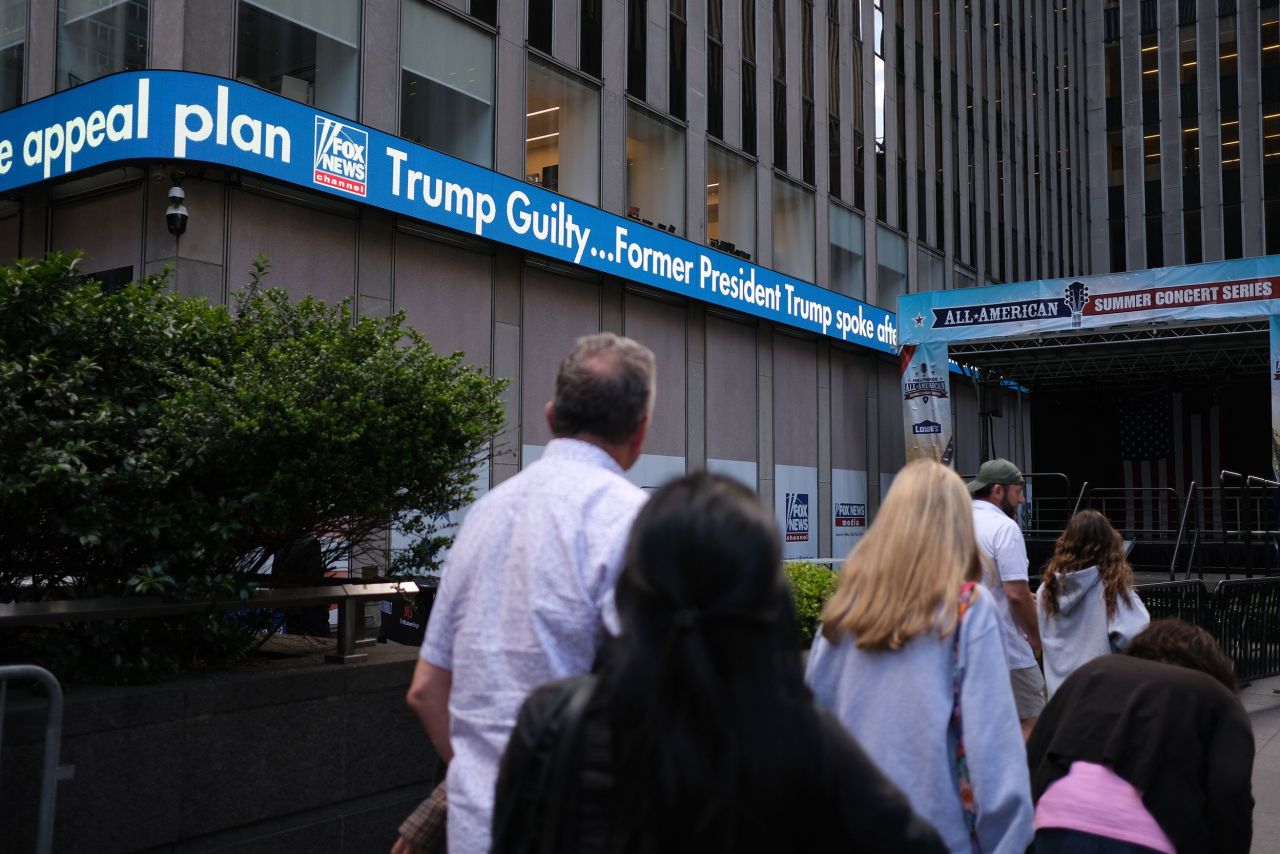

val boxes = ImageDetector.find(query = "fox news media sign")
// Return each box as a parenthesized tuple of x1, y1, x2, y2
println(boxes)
(0, 71, 899, 353)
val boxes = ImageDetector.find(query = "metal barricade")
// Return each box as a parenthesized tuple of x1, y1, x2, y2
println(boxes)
(1213, 576, 1280, 682)
(1135, 579, 1212, 626)
(0, 666, 65, 854)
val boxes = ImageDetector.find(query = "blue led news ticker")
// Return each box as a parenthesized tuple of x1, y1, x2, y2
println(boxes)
(0, 71, 899, 353)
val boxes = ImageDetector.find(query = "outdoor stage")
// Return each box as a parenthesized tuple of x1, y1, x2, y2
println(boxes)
(897, 256, 1280, 681)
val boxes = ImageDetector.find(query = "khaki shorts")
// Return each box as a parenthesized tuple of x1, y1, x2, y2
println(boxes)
(1010, 665, 1047, 720)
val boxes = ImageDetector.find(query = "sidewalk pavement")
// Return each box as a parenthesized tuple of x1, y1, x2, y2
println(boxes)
(1246, 674, 1280, 852)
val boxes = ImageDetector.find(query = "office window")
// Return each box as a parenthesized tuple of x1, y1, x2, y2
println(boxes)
(873, 0, 886, 220)
(58, 0, 149, 90)
(773, 176, 816, 280)
(828, 0, 840, 198)
(529, 0, 553, 53)
(1104, 44, 1122, 130)
(472, 0, 497, 26)
(707, 143, 756, 260)
(852, 34, 865, 209)
(1263, 4, 1280, 254)
(581, 0, 601, 76)
(773, 0, 787, 169)
(829, 202, 865, 299)
(627, 104, 686, 234)
(875, 224, 907, 308)
(670, 0, 686, 119)
(526, 58, 600, 205)
(236, 1, 359, 117)
(1141, 33, 1159, 124)
(0, 0, 23, 110)
(801, 0, 815, 184)
(708, 0, 724, 138)
(628, 0, 646, 97)
(954, 264, 975, 290)
(742, 0, 757, 155)
(917, 246, 944, 293)
(401, 2, 494, 166)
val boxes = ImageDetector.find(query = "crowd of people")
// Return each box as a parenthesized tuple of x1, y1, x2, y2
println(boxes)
(393, 333, 1255, 854)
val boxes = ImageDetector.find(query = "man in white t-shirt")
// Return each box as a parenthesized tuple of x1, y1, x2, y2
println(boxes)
(970, 458, 1044, 741)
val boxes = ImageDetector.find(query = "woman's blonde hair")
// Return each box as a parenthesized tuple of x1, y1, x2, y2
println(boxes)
(821, 459, 984, 651)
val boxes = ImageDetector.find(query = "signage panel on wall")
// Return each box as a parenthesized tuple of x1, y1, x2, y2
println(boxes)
(899, 257, 1280, 346)
(706, 458, 758, 491)
(0, 71, 900, 352)
(830, 468, 868, 561)
(775, 464, 819, 561)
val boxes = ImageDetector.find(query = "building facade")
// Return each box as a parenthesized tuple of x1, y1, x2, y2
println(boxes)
(1088, 0, 1279, 272)
(0, 0, 1113, 558)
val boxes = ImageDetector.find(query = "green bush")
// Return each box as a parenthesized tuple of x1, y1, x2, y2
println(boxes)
(784, 561, 841, 648)
(0, 254, 506, 681)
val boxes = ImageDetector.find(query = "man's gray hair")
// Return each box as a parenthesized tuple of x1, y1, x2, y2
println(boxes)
(550, 332, 656, 444)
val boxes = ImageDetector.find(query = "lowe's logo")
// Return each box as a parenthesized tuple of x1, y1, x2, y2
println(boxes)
(313, 116, 367, 197)
(913, 420, 942, 435)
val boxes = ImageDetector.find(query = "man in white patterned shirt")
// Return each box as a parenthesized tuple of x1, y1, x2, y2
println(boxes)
(399, 332, 654, 854)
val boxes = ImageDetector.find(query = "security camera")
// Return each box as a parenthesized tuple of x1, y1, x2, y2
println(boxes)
(166, 185, 188, 237)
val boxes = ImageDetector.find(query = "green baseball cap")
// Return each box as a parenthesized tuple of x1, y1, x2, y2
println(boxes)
(968, 458, 1025, 493)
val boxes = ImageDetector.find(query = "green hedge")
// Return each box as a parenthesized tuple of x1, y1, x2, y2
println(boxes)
(784, 561, 841, 648)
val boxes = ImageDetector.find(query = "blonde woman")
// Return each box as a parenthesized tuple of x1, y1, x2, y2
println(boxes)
(805, 460, 1034, 854)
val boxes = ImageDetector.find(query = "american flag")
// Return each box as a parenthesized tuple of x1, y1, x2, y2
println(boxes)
(1118, 391, 1222, 534)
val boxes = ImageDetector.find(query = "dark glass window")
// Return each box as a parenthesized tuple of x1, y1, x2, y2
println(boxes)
(773, 0, 787, 169)
(627, 0, 646, 97)
(530, 0, 553, 53)
(708, 0, 723, 137)
(669, 0, 686, 119)
(580, 0, 601, 75)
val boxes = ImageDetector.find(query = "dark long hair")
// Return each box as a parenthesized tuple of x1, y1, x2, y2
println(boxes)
(1041, 510, 1136, 617)
(1126, 619, 1237, 693)
(603, 472, 821, 852)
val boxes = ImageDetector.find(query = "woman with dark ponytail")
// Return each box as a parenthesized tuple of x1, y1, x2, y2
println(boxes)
(491, 471, 945, 853)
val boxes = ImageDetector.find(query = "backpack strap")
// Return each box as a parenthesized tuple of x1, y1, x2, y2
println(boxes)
(539, 676, 596, 854)
(949, 582, 981, 853)
(491, 675, 597, 854)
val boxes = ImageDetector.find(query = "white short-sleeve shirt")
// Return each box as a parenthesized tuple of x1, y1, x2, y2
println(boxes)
(972, 498, 1037, 669)
(421, 438, 647, 854)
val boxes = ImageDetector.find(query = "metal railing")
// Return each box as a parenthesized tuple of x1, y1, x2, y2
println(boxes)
(1135, 579, 1213, 625)
(0, 666, 65, 854)
(1074, 486, 1184, 541)
(0, 580, 419, 664)
(1134, 577, 1280, 682)
(1163, 471, 1280, 579)
(1214, 576, 1280, 683)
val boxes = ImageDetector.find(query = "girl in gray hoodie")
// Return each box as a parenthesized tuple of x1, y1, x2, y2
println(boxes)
(1036, 510, 1150, 697)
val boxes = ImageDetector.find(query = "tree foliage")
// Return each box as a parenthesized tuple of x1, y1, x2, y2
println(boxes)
(0, 254, 506, 602)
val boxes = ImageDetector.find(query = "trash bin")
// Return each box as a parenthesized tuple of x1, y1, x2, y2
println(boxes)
(378, 578, 438, 646)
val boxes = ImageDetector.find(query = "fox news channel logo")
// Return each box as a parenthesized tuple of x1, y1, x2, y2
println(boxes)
(313, 116, 367, 197)
(833, 502, 866, 528)
(785, 492, 810, 542)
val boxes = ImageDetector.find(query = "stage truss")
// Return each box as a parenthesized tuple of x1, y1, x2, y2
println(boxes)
(949, 319, 1270, 389)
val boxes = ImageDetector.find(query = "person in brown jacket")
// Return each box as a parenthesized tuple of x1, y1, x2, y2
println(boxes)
(1027, 619, 1254, 854)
